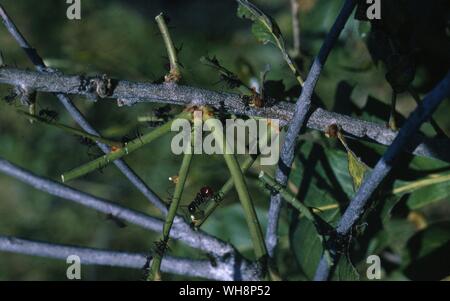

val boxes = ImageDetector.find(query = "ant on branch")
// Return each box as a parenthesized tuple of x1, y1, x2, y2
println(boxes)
(201, 55, 268, 109)
(153, 238, 171, 257)
(142, 105, 173, 128)
(185, 186, 224, 226)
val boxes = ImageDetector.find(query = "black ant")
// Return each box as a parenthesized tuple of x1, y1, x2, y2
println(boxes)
(3, 88, 19, 106)
(78, 136, 96, 148)
(105, 213, 127, 228)
(201, 56, 248, 90)
(153, 238, 171, 257)
(39, 109, 58, 122)
(121, 127, 144, 145)
(154, 105, 172, 121)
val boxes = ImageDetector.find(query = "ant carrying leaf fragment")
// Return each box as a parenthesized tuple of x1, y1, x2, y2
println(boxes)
(200, 55, 251, 91)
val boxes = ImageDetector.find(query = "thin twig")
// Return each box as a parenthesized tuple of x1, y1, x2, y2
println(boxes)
(208, 117, 267, 260)
(149, 148, 193, 280)
(0, 236, 260, 280)
(0, 157, 233, 256)
(313, 71, 450, 281)
(18, 111, 123, 148)
(0, 67, 448, 162)
(197, 155, 257, 228)
(290, 0, 301, 58)
(61, 112, 191, 182)
(266, 0, 357, 258)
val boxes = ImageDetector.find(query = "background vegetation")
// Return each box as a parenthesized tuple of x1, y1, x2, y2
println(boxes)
(0, 0, 449, 280)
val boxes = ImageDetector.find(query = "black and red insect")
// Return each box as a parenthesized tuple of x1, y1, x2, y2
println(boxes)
(187, 186, 215, 224)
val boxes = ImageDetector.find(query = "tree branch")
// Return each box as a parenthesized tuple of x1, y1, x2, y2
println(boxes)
(0, 67, 448, 163)
(266, 0, 357, 257)
(314, 71, 450, 281)
(0, 236, 261, 280)
(0, 157, 234, 257)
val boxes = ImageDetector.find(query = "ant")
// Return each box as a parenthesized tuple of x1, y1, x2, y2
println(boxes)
(78, 136, 96, 148)
(201, 56, 247, 90)
(153, 238, 171, 257)
(106, 213, 127, 228)
(39, 109, 58, 122)
(187, 186, 223, 225)
(78, 74, 114, 99)
(121, 127, 144, 145)
(3, 88, 19, 106)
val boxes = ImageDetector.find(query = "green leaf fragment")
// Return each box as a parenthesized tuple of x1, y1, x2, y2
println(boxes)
(347, 149, 369, 191)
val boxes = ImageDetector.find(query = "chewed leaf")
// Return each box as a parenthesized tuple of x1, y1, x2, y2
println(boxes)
(331, 255, 360, 281)
(237, 0, 303, 85)
(347, 149, 369, 191)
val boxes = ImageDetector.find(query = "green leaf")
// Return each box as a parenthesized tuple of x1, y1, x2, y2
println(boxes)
(347, 149, 369, 191)
(406, 178, 450, 209)
(402, 221, 450, 280)
(324, 148, 358, 197)
(290, 218, 326, 280)
(237, 1, 281, 46)
(288, 142, 342, 279)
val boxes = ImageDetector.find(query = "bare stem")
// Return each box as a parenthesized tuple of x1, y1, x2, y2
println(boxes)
(149, 147, 193, 280)
(208, 117, 267, 260)
(155, 13, 181, 83)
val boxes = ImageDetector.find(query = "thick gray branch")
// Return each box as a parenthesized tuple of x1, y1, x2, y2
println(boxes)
(0, 236, 261, 280)
(0, 157, 233, 257)
(0, 67, 448, 162)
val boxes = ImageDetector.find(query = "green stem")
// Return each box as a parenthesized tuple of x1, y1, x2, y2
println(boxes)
(61, 112, 190, 182)
(148, 146, 193, 281)
(197, 122, 273, 228)
(196, 155, 257, 228)
(20, 111, 123, 148)
(259, 171, 316, 222)
(208, 118, 267, 259)
(155, 13, 181, 82)
(259, 171, 332, 265)
(388, 90, 398, 131)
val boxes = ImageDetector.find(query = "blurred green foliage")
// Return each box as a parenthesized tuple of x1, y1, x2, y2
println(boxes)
(0, 0, 449, 280)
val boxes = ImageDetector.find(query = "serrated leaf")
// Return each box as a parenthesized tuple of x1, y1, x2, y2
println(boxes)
(237, 1, 281, 46)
